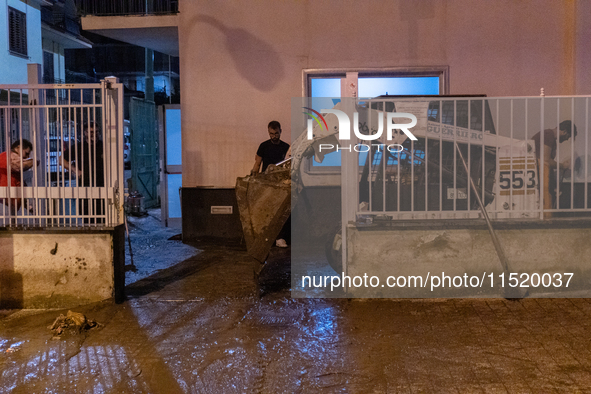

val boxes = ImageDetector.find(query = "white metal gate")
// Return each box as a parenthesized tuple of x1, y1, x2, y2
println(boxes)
(327, 96, 591, 222)
(0, 78, 124, 227)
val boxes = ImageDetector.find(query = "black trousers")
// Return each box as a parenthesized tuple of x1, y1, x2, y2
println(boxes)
(277, 215, 291, 243)
(79, 198, 105, 224)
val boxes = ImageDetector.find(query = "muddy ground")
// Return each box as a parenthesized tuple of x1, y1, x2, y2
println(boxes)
(2, 217, 591, 392)
(123, 209, 199, 286)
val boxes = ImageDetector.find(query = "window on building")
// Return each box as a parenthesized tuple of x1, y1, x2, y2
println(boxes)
(305, 69, 447, 169)
(8, 7, 27, 57)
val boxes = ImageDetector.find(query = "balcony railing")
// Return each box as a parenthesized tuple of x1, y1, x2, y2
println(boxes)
(41, 7, 82, 36)
(41, 6, 54, 25)
(74, 0, 179, 16)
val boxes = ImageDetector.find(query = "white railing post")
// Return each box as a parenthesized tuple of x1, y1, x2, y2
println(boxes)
(540, 89, 545, 219)
(340, 72, 358, 287)
(104, 77, 124, 226)
(27, 64, 46, 225)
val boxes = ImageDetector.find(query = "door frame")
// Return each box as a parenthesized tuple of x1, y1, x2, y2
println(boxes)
(158, 104, 182, 227)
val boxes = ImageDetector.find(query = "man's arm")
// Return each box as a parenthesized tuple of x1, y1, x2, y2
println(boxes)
(251, 154, 263, 175)
(21, 158, 35, 171)
(9, 152, 22, 170)
(9, 152, 36, 172)
(61, 153, 82, 177)
(543, 145, 571, 170)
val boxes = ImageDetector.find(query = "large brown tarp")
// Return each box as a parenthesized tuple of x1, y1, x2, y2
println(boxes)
(235, 168, 292, 262)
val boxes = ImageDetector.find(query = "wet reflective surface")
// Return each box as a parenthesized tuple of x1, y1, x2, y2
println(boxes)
(3, 242, 591, 392)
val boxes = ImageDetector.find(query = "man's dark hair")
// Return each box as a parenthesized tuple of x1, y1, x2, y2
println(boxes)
(560, 120, 577, 139)
(84, 121, 100, 131)
(268, 121, 281, 132)
(11, 139, 33, 152)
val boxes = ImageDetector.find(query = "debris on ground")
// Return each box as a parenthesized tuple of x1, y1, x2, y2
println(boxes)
(168, 234, 182, 241)
(4, 342, 24, 354)
(48, 310, 102, 338)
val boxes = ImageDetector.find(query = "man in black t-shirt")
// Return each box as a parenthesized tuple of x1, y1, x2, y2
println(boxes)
(62, 123, 104, 187)
(251, 121, 290, 175)
(250, 121, 290, 247)
(62, 121, 105, 224)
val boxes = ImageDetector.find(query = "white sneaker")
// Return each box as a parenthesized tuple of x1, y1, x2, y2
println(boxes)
(275, 239, 288, 248)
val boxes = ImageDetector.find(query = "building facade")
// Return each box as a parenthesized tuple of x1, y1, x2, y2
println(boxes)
(0, 0, 90, 85)
(76, 0, 591, 239)
(0, 0, 44, 84)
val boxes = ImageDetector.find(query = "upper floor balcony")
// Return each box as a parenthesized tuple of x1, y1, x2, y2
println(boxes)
(74, 0, 179, 16)
(40, 1, 92, 50)
(74, 0, 179, 56)
(41, 5, 81, 37)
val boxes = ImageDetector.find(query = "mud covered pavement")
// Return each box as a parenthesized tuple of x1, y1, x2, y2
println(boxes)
(3, 242, 591, 392)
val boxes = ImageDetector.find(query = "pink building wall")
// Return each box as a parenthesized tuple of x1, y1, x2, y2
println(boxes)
(178, 0, 589, 188)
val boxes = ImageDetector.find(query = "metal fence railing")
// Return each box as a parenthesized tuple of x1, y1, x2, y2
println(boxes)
(74, 0, 179, 16)
(42, 6, 81, 36)
(333, 96, 591, 221)
(0, 79, 124, 227)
